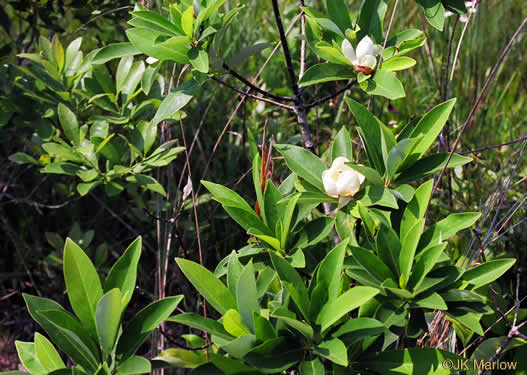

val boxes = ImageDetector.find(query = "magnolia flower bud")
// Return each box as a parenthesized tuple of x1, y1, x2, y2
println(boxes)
(322, 157, 365, 204)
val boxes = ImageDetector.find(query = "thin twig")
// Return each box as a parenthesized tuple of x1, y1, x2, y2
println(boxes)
(212, 77, 295, 110)
(222, 63, 294, 102)
(432, 15, 527, 194)
(304, 79, 357, 109)
(461, 134, 527, 154)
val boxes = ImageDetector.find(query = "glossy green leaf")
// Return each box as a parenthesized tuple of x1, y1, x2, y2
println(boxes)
(126, 28, 190, 63)
(15, 341, 46, 375)
(117, 296, 183, 360)
(413, 292, 447, 310)
(299, 63, 355, 86)
(462, 259, 516, 289)
(92, 43, 141, 65)
(153, 80, 199, 125)
(359, 70, 405, 100)
(332, 317, 386, 342)
(299, 358, 325, 375)
(181, 6, 194, 37)
(271, 308, 314, 340)
(223, 309, 252, 337)
(399, 219, 425, 288)
(418, 0, 445, 31)
(167, 313, 233, 341)
(402, 99, 457, 169)
(357, 0, 388, 42)
(8, 152, 40, 165)
(155, 348, 206, 369)
(236, 261, 259, 331)
(116, 355, 152, 374)
(274, 144, 327, 191)
(316, 240, 348, 302)
(34, 333, 66, 372)
(381, 56, 416, 71)
(57, 103, 80, 146)
(396, 152, 473, 184)
(386, 138, 419, 179)
(96, 289, 122, 355)
(327, 0, 352, 32)
(409, 243, 447, 291)
(350, 246, 394, 282)
(313, 338, 347, 366)
(270, 252, 310, 321)
(64, 37, 82, 72)
(329, 127, 353, 163)
(400, 180, 433, 237)
(130, 11, 181, 36)
(361, 348, 467, 374)
(317, 286, 379, 333)
(126, 174, 166, 196)
(188, 47, 209, 73)
(63, 238, 103, 334)
(176, 258, 236, 315)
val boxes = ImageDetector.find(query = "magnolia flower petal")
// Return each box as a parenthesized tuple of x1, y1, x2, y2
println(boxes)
(341, 39, 358, 65)
(332, 157, 350, 170)
(336, 170, 361, 196)
(356, 36, 375, 58)
(322, 170, 339, 198)
(358, 54, 377, 69)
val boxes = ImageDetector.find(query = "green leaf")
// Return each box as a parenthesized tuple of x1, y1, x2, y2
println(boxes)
(57, 104, 80, 146)
(447, 311, 483, 336)
(42, 143, 84, 163)
(181, 6, 195, 37)
(116, 56, 134, 95)
(316, 240, 348, 302)
(317, 286, 379, 333)
(462, 259, 516, 289)
(9, 152, 39, 165)
(176, 258, 236, 315)
(77, 182, 100, 196)
(63, 238, 103, 334)
(299, 63, 355, 86)
(64, 37, 82, 72)
(271, 308, 314, 340)
(386, 138, 419, 179)
(15, 341, 46, 375)
(399, 219, 425, 288)
(153, 80, 200, 125)
(332, 317, 386, 342)
(395, 152, 473, 184)
(229, 43, 272, 67)
(116, 355, 152, 374)
(274, 144, 326, 191)
(329, 127, 353, 163)
(327, 0, 352, 32)
(36, 310, 100, 371)
(130, 11, 181, 36)
(126, 174, 167, 196)
(270, 252, 310, 322)
(345, 97, 394, 174)
(313, 338, 347, 366)
(167, 313, 233, 341)
(299, 358, 325, 375)
(422, 212, 481, 246)
(359, 70, 406, 100)
(104, 237, 141, 310)
(236, 261, 259, 331)
(96, 289, 122, 355)
(126, 28, 190, 63)
(34, 333, 66, 372)
(357, 0, 388, 42)
(402, 99, 456, 169)
(409, 243, 448, 291)
(189, 47, 209, 73)
(155, 348, 206, 369)
(361, 348, 467, 374)
(413, 292, 447, 310)
(223, 309, 252, 337)
(92, 43, 141, 64)
(117, 296, 183, 360)
(381, 56, 416, 71)
(222, 335, 256, 359)
(400, 180, 433, 237)
(418, 0, 445, 31)
(350, 246, 394, 282)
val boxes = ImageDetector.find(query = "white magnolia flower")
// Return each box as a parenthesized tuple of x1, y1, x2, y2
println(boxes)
(146, 57, 159, 65)
(341, 36, 383, 74)
(322, 157, 365, 207)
